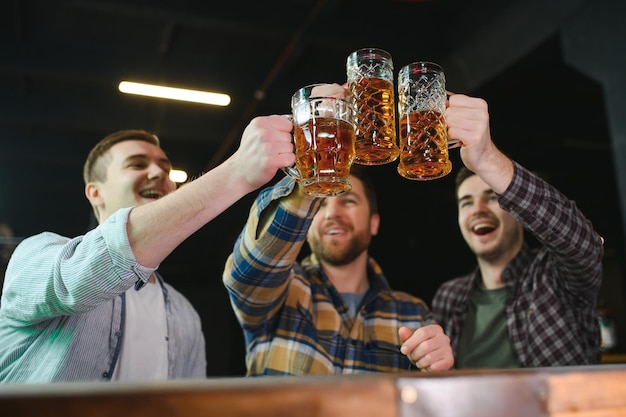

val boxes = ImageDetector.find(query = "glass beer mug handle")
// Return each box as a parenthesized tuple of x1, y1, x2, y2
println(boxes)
(445, 91, 462, 149)
(281, 165, 300, 180)
(447, 138, 462, 149)
(280, 114, 301, 181)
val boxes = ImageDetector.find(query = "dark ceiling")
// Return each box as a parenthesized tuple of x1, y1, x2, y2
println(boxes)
(1, 0, 624, 374)
(1, 0, 489, 230)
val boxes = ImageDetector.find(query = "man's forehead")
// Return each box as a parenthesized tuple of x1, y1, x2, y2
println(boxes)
(111, 138, 156, 149)
(348, 175, 365, 194)
(109, 139, 163, 157)
(458, 175, 491, 197)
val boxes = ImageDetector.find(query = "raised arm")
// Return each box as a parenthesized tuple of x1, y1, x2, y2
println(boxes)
(446, 94, 513, 193)
(127, 115, 295, 267)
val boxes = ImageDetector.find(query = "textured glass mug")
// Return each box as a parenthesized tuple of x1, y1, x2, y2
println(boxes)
(282, 84, 356, 197)
(346, 48, 400, 165)
(397, 62, 452, 181)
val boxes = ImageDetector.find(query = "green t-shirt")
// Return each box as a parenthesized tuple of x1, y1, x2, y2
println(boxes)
(456, 286, 521, 369)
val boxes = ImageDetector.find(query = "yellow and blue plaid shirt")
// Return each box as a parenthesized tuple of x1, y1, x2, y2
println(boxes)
(223, 177, 434, 376)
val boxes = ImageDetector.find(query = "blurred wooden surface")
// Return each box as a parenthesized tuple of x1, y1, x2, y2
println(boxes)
(0, 375, 398, 417)
(1, 365, 625, 417)
(397, 365, 626, 417)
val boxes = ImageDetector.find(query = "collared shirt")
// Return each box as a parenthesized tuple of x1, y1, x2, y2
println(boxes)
(432, 161, 603, 367)
(0, 207, 206, 383)
(223, 177, 434, 376)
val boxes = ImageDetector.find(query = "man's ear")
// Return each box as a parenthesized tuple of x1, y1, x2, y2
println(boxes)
(370, 213, 381, 237)
(85, 182, 102, 206)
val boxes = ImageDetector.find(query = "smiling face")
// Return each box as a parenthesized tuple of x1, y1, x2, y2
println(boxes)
(307, 175, 380, 266)
(457, 174, 523, 262)
(85, 139, 176, 223)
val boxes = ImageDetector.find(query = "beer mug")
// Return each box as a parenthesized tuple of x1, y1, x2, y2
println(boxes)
(283, 84, 356, 197)
(346, 48, 400, 165)
(397, 62, 452, 181)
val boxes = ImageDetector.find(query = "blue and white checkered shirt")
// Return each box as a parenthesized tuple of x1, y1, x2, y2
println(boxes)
(0, 207, 206, 383)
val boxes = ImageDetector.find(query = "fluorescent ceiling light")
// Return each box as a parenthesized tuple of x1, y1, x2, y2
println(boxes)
(118, 81, 231, 106)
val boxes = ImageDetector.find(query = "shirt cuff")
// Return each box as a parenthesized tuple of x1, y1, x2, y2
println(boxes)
(272, 176, 323, 218)
(100, 207, 157, 286)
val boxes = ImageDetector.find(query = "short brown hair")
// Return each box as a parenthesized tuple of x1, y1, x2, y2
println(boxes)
(455, 166, 476, 196)
(350, 165, 378, 215)
(83, 129, 159, 184)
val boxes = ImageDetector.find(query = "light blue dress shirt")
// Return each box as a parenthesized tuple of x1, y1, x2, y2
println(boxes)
(0, 207, 206, 383)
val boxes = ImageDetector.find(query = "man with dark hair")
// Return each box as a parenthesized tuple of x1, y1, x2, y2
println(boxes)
(0, 115, 295, 383)
(223, 83, 454, 375)
(431, 94, 604, 368)
(224, 164, 454, 375)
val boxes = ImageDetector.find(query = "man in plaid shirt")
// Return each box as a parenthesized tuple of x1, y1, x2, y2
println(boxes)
(223, 163, 454, 375)
(432, 94, 604, 368)
(223, 84, 454, 376)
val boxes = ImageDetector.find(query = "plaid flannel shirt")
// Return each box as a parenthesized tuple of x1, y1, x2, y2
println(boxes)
(432, 161, 604, 367)
(223, 177, 434, 376)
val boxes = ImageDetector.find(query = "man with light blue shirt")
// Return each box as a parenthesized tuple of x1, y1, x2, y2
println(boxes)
(0, 115, 296, 383)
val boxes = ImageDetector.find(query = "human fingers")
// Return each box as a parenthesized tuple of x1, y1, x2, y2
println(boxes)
(414, 339, 454, 372)
(260, 115, 296, 162)
(236, 115, 295, 187)
(446, 95, 488, 133)
(310, 83, 349, 99)
(399, 324, 442, 353)
(400, 325, 453, 371)
(446, 102, 489, 129)
(447, 93, 486, 109)
(446, 98, 490, 149)
(444, 90, 455, 109)
(398, 326, 413, 344)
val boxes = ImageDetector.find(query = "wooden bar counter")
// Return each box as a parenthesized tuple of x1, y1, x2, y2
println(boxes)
(1, 365, 625, 417)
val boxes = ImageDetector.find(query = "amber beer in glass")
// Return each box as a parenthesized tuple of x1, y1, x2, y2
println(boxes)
(284, 84, 356, 197)
(346, 48, 399, 165)
(397, 62, 452, 181)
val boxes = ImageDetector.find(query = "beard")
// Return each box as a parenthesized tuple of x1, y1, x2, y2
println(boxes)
(308, 230, 371, 266)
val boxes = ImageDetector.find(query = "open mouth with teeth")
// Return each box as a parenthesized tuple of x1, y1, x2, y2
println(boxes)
(472, 222, 496, 235)
(139, 189, 164, 199)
